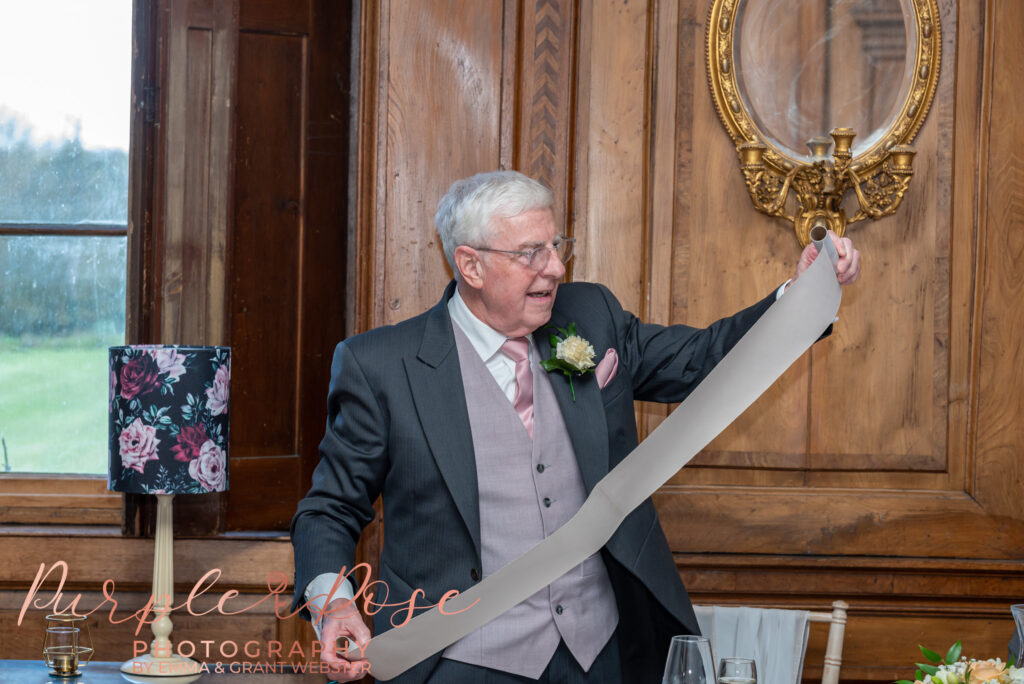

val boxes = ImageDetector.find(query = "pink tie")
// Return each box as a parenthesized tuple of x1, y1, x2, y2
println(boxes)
(501, 337, 534, 439)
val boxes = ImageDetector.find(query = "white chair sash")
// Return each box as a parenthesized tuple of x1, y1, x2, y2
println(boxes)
(695, 605, 810, 684)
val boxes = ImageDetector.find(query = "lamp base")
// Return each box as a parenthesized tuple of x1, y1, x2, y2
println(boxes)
(120, 653, 202, 682)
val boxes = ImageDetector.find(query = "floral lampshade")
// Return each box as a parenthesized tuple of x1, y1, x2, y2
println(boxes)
(108, 345, 230, 494)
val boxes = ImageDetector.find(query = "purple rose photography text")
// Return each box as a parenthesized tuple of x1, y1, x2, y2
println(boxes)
(19, 560, 479, 674)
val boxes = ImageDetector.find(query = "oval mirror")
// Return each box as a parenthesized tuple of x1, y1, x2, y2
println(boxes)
(735, 0, 915, 161)
(707, 0, 940, 176)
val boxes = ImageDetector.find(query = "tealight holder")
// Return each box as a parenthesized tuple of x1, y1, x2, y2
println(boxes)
(42, 614, 94, 677)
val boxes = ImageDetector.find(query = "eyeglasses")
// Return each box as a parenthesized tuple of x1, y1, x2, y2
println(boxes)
(472, 237, 575, 271)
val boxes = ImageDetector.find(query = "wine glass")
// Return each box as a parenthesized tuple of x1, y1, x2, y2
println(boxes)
(663, 635, 716, 684)
(719, 657, 757, 684)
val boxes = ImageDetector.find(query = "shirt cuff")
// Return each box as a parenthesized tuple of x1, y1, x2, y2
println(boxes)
(775, 279, 792, 300)
(304, 572, 356, 639)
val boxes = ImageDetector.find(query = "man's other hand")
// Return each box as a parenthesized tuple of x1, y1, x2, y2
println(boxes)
(320, 597, 371, 682)
(792, 229, 861, 286)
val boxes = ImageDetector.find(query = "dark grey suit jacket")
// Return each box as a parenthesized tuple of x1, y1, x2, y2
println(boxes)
(291, 280, 775, 683)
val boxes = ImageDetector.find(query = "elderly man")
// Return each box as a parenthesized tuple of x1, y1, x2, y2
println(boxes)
(291, 170, 860, 683)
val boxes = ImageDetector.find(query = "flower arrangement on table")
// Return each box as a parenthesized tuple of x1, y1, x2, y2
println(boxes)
(898, 641, 1022, 684)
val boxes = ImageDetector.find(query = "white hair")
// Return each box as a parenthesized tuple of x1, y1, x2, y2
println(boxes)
(435, 170, 554, 275)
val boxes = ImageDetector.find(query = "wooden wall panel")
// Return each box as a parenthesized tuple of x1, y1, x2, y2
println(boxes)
(973, 0, 1024, 521)
(158, 0, 236, 347)
(349, 0, 508, 597)
(127, 0, 351, 533)
(142, 0, 239, 536)
(808, 116, 942, 470)
(572, 0, 648, 312)
(182, 27, 214, 340)
(224, 15, 305, 532)
(663, 0, 974, 509)
(227, 26, 305, 529)
(647, 0, 680, 334)
(231, 31, 304, 458)
(637, 0, 681, 437)
(677, 0, 810, 465)
(226, 0, 352, 530)
(379, 0, 505, 325)
(296, 0, 356, 507)
(651, 0, 1024, 576)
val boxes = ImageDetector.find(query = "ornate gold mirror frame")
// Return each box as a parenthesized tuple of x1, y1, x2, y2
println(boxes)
(706, 0, 941, 246)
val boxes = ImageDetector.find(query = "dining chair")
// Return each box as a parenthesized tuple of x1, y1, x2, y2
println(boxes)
(693, 600, 848, 684)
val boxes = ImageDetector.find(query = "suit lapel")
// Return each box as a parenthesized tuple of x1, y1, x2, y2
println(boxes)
(404, 281, 481, 555)
(537, 304, 610, 494)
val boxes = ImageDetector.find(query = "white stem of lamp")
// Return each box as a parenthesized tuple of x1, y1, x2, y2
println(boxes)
(120, 494, 201, 678)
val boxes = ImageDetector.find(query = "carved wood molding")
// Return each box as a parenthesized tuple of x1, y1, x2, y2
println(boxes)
(678, 554, 1024, 608)
(516, 0, 576, 230)
(524, 0, 569, 186)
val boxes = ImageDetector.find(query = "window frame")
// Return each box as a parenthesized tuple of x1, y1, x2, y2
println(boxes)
(0, 222, 129, 524)
(0, 0, 156, 528)
(0, 474, 120, 524)
(0, 224, 126, 237)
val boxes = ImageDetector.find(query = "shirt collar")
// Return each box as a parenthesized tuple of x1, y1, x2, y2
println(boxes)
(448, 286, 531, 361)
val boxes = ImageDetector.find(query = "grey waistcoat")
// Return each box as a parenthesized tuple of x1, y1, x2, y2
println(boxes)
(442, 324, 618, 678)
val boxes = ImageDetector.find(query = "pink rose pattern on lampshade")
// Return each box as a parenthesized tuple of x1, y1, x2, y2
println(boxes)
(118, 417, 160, 473)
(109, 346, 230, 494)
(150, 347, 188, 381)
(206, 360, 230, 416)
(190, 441, 227, 491)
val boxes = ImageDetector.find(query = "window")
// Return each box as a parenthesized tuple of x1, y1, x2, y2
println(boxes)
(0, 1, 131, 476)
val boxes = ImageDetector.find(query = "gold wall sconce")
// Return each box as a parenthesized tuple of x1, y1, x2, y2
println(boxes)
(706, 0, 941, 247)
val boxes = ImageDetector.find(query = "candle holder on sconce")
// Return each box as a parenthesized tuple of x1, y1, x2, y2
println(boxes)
(42, 613, 94, 677)
(737, 127, 917, 247)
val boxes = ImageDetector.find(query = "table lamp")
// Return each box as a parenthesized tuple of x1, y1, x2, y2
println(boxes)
(108, 345, 230, 677)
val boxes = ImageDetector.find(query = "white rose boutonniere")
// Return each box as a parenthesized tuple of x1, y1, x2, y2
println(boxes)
(541, 322, 595, 401)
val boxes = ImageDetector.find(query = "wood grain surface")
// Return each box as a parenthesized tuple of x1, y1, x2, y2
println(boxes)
(352, 0, 1024, 680)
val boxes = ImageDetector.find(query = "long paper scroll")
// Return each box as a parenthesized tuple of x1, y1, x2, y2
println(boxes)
(364, 248, 842, 680)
